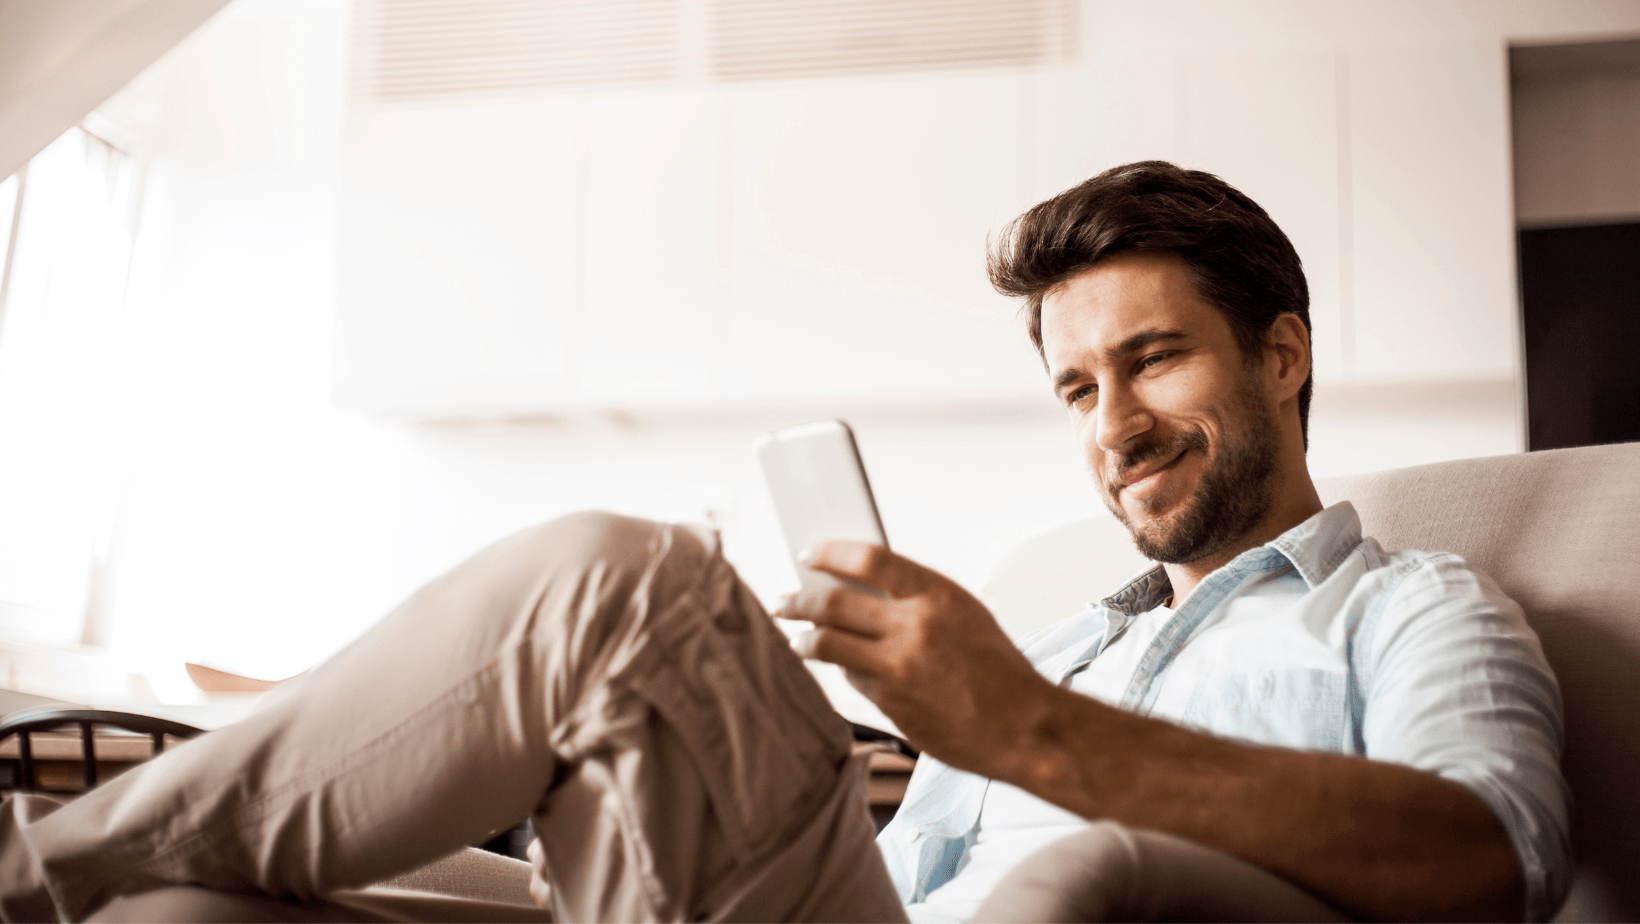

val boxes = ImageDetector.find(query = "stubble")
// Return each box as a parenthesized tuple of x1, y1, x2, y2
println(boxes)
(1103, 378, 1279, 565)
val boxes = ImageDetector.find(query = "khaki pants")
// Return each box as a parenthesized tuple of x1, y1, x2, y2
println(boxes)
(971, 823, 1349, 923)
(0, 513, 907, 923)
(0, 512, 1349, 923)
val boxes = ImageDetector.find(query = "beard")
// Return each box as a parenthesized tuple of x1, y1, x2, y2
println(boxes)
(1102, 379, 1280, 565)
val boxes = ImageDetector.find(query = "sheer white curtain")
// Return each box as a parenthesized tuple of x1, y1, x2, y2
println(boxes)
(0, 126, 140, 645)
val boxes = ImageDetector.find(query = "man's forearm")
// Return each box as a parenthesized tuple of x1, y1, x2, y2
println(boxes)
(988, 684, 1524, 923)
(782, 542, 1529, 921)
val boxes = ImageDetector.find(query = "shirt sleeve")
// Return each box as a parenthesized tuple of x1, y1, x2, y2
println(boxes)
(1357, 553, 1573, 922)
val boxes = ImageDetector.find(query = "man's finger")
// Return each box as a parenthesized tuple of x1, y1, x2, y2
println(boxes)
(780, 587, 890, 638)
(801, 541, 931, 598)
(797, 626, 888, 681)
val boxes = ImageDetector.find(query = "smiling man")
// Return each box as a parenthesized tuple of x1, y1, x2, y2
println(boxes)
(1, 163, 1568, 924)
(793, 162, 1570, 923)
(1046, 252, 1295, 577)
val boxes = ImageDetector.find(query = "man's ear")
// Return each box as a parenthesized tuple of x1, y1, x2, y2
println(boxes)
(1265, 313, 1310, 403)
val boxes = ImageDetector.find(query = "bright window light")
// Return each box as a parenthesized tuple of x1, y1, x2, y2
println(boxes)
(0, 127, 139, 645)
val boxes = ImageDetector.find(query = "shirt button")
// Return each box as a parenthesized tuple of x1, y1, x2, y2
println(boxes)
(906, 828, 922, 842)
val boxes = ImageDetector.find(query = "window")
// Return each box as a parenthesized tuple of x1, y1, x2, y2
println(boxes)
(0, 126, 140, 645)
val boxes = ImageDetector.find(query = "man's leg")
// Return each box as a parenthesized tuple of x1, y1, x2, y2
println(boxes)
(1, 512, 903, 922)
(972, 822, 1349, 923)
(86, 884, 551, 923)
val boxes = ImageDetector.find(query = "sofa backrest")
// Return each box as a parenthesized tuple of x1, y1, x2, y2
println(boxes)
(978, 442, 1640, 922)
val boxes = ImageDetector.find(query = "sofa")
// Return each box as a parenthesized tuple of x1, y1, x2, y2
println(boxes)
(398, 442, 1640, 921)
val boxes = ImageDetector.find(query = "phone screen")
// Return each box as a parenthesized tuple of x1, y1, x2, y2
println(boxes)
(754, 419, 888, 594)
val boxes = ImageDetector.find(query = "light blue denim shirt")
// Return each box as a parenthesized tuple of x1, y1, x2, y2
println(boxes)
(876, 502, 1572, 922)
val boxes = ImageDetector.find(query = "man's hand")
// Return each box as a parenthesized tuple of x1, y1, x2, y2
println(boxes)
(774, 540, 1057, 778)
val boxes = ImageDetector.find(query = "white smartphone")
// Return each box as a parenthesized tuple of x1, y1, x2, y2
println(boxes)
(755, 419, 888, 595)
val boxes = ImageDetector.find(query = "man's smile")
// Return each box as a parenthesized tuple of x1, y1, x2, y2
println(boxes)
(1114, 447, 1192, 503)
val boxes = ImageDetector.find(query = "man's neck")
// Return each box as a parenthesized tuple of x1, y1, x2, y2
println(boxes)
(1162, 475, 1325, 608)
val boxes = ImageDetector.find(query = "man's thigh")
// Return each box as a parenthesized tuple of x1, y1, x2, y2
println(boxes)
(86, 885, 554, 923)
(528, 519, 904, 922)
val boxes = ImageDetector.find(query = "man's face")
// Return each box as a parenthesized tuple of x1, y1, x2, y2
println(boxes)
(1041, 251, 1278, 565)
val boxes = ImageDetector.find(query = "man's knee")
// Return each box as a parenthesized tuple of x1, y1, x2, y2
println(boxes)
(522, 510, 659, 561)
(975, 821, 1140, 923)
(512, 511, 712, 582)
(490, 511, 727, 667)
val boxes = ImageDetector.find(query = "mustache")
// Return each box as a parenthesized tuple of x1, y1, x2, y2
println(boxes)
(1107, 429, 1209, 491)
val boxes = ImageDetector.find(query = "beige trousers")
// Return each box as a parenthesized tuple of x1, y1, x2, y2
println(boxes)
(971, 822, 1350, 923)
(0, 511, 1349, 923)
(0, 513, 907, 923)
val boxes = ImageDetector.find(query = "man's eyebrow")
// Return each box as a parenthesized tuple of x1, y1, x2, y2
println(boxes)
(1053, 367, 1084, 395)
(1052, 330, 1192, 396)
(1106, 328, 1189, 362)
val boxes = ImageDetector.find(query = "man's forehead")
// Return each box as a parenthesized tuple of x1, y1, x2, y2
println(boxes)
(1040, 252, 1212, 364)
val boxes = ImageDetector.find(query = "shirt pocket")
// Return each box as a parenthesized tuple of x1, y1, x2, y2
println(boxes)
(1181, 668, 1349, 753)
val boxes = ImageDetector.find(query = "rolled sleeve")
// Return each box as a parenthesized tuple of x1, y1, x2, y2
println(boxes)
(1359, 555, 1572, 922)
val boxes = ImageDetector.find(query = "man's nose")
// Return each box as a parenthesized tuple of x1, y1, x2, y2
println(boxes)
(1094, 384, 1154, 453)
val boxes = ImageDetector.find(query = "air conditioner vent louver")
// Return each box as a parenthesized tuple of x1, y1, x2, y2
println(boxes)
(709, 0, 1071, 83)
(350, 0, 1074, 105)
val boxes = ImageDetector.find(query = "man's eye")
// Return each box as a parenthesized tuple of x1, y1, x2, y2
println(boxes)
(1139, 352, 1174, 370)
(1066, 384, 1096, 405)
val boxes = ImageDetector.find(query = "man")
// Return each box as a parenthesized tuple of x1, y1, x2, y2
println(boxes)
(0, 162, 1567, 923)
(823, 161, 1568, 922)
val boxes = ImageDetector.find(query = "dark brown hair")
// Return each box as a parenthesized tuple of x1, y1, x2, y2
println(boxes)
(988, 160, 1313, 445)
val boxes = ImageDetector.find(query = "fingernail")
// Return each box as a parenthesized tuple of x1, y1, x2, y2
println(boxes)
(796, 547, 816, 566)
(774, 592, 794, 613)
(793, 629, 819, 658)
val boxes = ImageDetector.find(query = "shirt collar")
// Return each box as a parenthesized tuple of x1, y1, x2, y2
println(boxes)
(1264, 501, 1363, 589)
(1096, 500, 1364, 615)
(1100, 565, 1172, 616)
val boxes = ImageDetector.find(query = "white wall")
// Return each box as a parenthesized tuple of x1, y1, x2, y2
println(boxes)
(330, 2, 1568, 417)
(76, 0, 1640, 694)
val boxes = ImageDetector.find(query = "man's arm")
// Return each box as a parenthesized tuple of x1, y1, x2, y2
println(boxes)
(986, 675, 1522, 922)
(780, 541, 1525, 923)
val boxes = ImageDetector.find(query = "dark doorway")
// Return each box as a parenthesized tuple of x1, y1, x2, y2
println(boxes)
(1518, 222, 1640, 450)
(1511, 37, 1640, 451)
